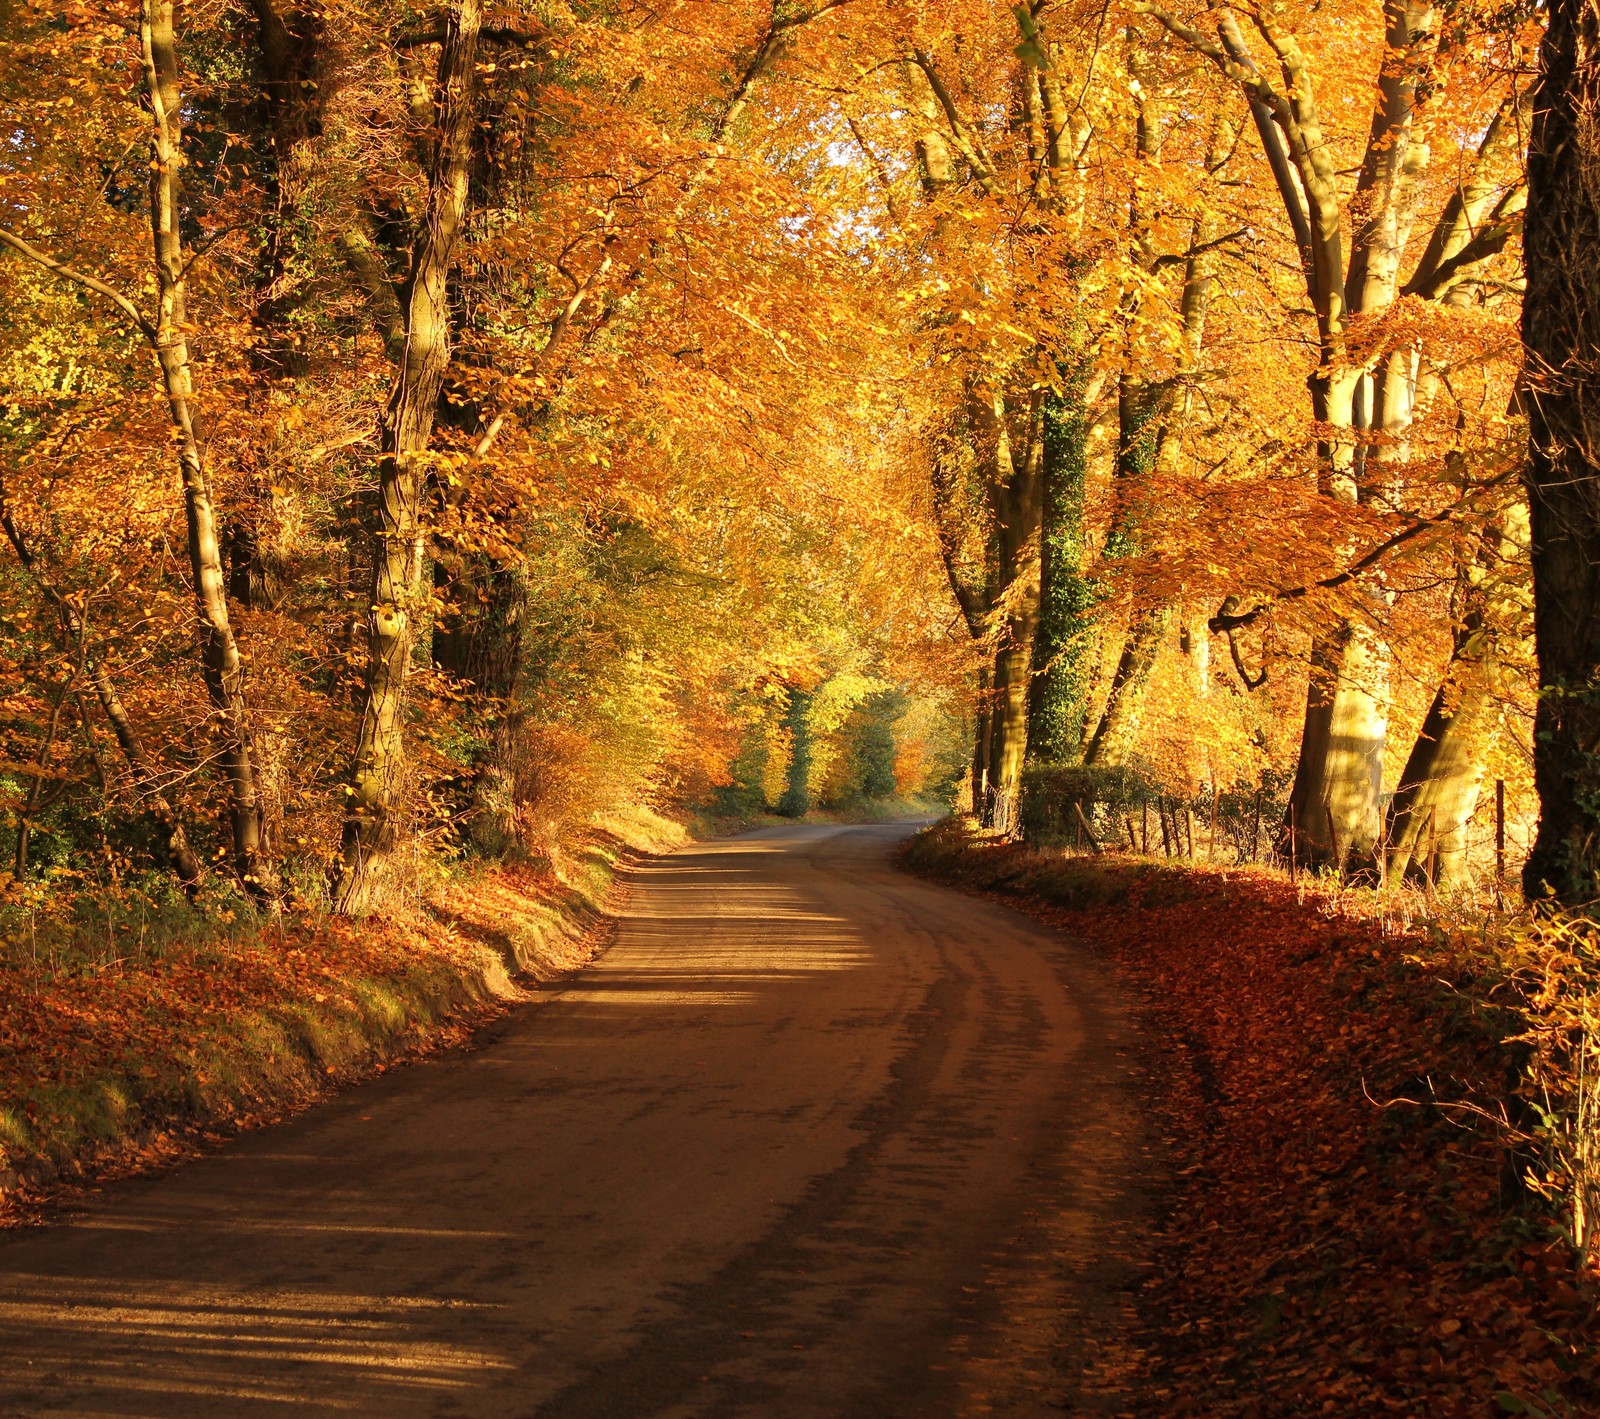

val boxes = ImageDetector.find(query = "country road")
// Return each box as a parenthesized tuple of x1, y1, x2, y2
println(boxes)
(0, 823, 1155, 1418)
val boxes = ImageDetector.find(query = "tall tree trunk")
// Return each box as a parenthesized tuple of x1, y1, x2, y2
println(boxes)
(1386, 508, 1527, 884)
(989, 637, 1034, 835)
(979, 392, 1044, 835)
(1085, 608, 1171, 767)
(971, 661, 994, 817)
(142, 0, 274, 900)
(1522, 0, 1600, 903)
(1028, 363, 1096, 764)
(1085, 110, 1233, 769)
(1281, 352, 1391, 872)
(334, 0, 483, 913)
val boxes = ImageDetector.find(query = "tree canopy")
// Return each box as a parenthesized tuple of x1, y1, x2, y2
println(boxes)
(0, 0, 1571, 911)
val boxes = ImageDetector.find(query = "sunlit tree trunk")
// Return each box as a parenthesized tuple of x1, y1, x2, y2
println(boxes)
(1522, 0, 1600, 903)
(1386, 506, 1528, 883)
(1141, 0, 1522, 874)
(334, 0, 483, 913)
(143, 0, 275, 900)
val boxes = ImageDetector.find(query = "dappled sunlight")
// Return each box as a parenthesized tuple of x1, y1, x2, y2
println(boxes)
(566, 911, 875, 1004)
(72, 1216, 515, 1240)
(0, 1274, 511, 1411)
(554, 858, 885, 1005)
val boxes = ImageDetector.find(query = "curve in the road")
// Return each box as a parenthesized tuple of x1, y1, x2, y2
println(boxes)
(0, 823, 1158, 1419)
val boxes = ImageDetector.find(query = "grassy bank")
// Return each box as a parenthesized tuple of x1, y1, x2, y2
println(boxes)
(0, 807, 686, 1219)
(902, 817, 1599, 1418)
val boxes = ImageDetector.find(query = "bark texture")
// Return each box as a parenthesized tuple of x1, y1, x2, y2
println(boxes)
(974, 390, 1044, 836)
(335, 0, 483, 913)
(142, 0, 274, 898)
(1386, 508, 1528, 886)
(1028, 366, 1095, 765)
(1145, 0, 1519, 872)
(1522, 0, 1600, 903)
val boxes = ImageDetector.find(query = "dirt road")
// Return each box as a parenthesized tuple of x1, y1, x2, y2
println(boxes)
(0, 824, 1154, 1418)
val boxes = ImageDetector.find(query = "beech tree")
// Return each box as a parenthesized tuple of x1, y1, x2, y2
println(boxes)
(1523, 0, 1600, 904)
(0, 0, 1561, 908)
(1142, 0, 1528, 871)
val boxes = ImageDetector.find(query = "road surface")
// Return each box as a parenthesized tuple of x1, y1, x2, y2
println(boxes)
(0, 823, 1155, 1417)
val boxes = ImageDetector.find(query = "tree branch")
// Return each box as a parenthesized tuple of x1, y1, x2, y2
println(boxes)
(1208, 468, 1520, 633)
(0, 228, 156, 343)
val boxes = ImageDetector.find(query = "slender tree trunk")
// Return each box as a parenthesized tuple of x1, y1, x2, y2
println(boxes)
(1522, 0, 1600, 904)
(971, 661, 993, 816)
(1386, 500, 1528, 892)
(142, 0, 273, 899)
(1085, 607, 1171, 767)
(980, 393, 1044, 835)
(1085, 112, 1231, 768)
(1385, 522, 1506, 884)
(334, 0, 483, 913)
(1386, 681, 1494, 886)
(13, 676, 72, 880)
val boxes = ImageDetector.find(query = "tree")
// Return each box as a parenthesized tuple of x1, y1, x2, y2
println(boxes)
(1522, 0, 1600, 904)
(1141, 0, 1527, 871)
(1, 0, 275, 900)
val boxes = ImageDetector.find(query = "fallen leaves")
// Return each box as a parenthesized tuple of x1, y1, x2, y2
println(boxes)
(904, 820, 1600, 1417)
(0, 856, 616, 1223)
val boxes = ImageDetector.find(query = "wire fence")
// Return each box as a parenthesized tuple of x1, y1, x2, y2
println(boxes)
(1019, 763, 1532, 900)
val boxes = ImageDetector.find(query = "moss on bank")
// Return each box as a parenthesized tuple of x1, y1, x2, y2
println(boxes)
(0, 807, 685, 1213)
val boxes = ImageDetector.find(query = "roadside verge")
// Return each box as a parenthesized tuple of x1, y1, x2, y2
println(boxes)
(899, 816, 1598, 1418)
(0, 808, 684, 1221)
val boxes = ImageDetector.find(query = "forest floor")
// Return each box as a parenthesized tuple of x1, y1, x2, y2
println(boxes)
(902, 818, 1600, 1419)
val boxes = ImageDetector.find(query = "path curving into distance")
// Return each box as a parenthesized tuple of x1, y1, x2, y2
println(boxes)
(0, 823, 1156, 1418)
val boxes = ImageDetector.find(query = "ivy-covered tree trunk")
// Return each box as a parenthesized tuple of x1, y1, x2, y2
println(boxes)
(777, 687, 813, 817)
(1522, 0, 1600, 904)
(1028, 366, 1096, 764)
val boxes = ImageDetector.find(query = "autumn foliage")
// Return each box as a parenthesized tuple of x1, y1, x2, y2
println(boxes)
(10, 0, 1600, 1404)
